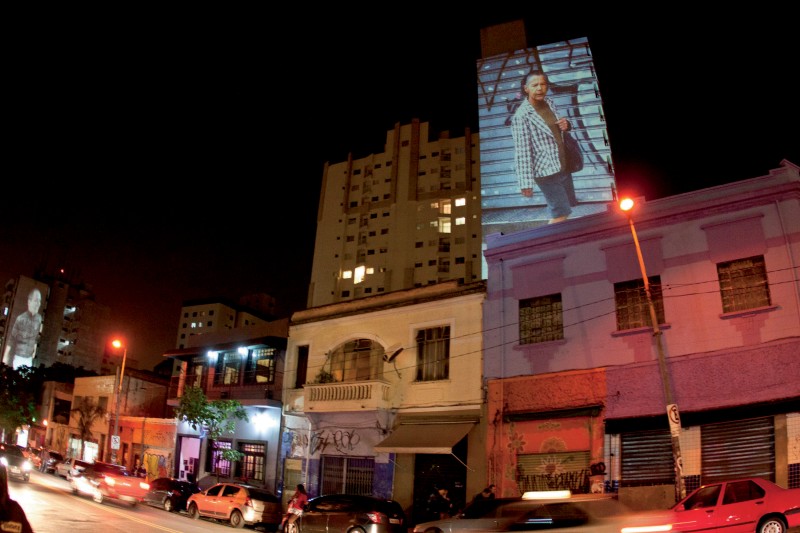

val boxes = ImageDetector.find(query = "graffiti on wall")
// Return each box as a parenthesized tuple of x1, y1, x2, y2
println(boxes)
(290, 428, 363, 457)
(504, 421, 595, 494)
(143, 452, 170, 480)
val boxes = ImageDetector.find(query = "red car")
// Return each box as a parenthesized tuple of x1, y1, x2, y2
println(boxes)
(69, 461, 150, 506)
(621, 477, 800, 533)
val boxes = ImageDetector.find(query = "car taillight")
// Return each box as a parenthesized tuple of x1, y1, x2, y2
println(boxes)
(366, 512, 385, 523)
(105, 476, 116, 486)
(140, 481, 150, 490)
(244, 497, 254, 509)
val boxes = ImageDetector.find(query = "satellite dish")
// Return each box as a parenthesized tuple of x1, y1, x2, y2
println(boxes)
(384, 343, 403, 363)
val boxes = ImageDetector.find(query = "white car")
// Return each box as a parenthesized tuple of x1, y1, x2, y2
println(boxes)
(55, 458, 91, 480)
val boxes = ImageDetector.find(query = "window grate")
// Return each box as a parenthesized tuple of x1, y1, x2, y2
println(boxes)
(519, 294, 564, 344)
(717, 255, 771, 312)
(614, 276, 664, 330)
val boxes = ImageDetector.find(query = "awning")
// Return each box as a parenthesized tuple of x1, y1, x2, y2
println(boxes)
(373, 422, 474, 454)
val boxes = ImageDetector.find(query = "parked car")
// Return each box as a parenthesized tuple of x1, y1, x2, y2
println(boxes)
(413, 492, 633, 533)
(293, 494, 406, 533)
(41, 450, 64, 474)
(618, 477, 800, 533)
(142, 477, 201, 512)
(70, 461, 150, 506)
(0, 443, 33, 482)
(412, 496, 524, 533)
(56, 458, 91, 480)
(187, 482, 282, 529)
(21, 446, 42, 470)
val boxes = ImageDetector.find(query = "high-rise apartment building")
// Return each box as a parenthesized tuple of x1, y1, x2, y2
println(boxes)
(175, 295, 277, 349)
(307, 119, 482, 307)
(2, 273, 110, 373)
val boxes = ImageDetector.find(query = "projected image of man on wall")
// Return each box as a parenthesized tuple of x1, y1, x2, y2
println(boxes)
(3, 287, 43, 369)
(511, 70, 579, 224)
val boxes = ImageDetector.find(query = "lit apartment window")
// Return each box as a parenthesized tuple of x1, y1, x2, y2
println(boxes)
(439, 218, 452, 233)
(415, 326, 450, 381)
(455, 217, 465, 226)
(614, 276, 665, 330)
(519, 294, 564, 344)
(244, 347, 275, 384)
(342, 271, 353, 279)
(440, 200, 451, 214)
(366, 267, 374, 274)
(214, 351, 241, 385)
(354, 265, 366, 284)
(455, 197, 466, 207)
(717, 255, 771, 313)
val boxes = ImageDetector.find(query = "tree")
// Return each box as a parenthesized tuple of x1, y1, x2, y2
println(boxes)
(173, 386, 248, 479)
(0, 363, 37, 442)
(70, 396, 105, 459)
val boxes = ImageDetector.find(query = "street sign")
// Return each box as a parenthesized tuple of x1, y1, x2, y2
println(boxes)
(111, 435, 120, 450)
(667, 404, 681, 438)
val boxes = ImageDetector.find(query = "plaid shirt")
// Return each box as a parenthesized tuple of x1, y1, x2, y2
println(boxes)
(511, 97, 564, 189)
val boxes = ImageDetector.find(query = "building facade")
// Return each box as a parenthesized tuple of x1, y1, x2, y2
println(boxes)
(482, 160, 800, 509)
(282, 280, 486, 522)
(46, 372, 169, 474)
(307, 119, 482, 308)
(165, 319, 288, 490)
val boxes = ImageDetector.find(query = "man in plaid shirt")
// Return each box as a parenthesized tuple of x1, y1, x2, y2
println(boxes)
(511, 71, 578, 224)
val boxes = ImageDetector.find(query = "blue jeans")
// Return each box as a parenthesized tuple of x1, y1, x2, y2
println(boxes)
(535, 171, 578, 219)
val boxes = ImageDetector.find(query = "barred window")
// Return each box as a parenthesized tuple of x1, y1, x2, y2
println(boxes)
(320, 456, 375, 496)
(614, 276, 665, 330)
(416, 326, 450, 381)
(206, 439, 232, 477)
(236, 442, 265, 482)
(717, 255, 771, 313)
(519, 294, 563, 344)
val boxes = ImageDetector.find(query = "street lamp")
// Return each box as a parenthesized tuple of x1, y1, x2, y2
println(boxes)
(619, 197, 686, 502)
(111, 339, 128, 465)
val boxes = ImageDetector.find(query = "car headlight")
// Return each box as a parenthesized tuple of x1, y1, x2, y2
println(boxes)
(23, 460, 33, 471)
(0, 457, 8, 467)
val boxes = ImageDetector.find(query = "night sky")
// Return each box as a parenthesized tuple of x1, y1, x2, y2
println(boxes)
(3, 8, 797, 369)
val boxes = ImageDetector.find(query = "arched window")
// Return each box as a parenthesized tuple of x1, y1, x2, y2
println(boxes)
(329, 338, 381, 382)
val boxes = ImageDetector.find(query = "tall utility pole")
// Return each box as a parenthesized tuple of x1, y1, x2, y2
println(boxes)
(111, 339, 128, 465)
(620, 198, 686, 502)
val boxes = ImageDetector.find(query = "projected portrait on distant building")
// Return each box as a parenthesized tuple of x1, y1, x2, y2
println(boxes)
(2, 285, 44, 369)
(477, 37, 616, 233)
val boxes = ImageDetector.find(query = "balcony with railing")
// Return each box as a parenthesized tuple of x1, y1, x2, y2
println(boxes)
(167, 366, 281, 407)
(299, 380, 392, 413)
